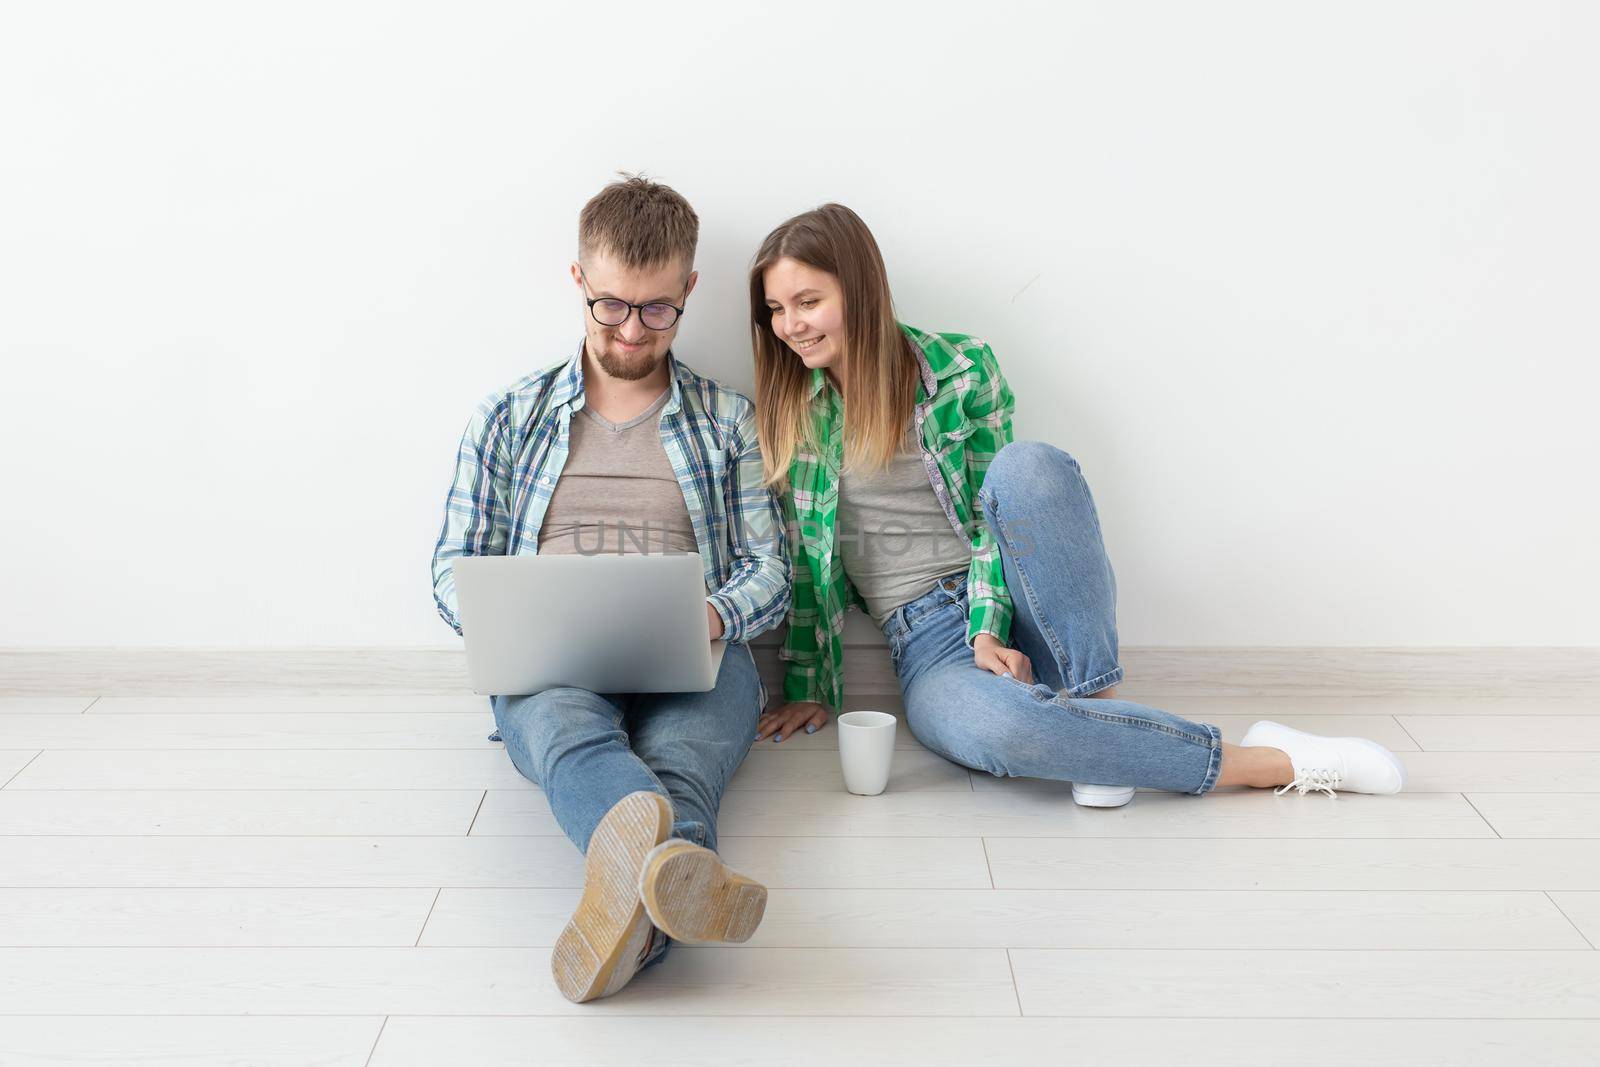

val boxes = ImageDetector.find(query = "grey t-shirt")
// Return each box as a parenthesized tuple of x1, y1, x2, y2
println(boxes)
(836, 421, 973, 627)
(537, 388, 698, 556)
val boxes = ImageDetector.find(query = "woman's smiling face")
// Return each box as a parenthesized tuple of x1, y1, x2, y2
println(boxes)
(762, 257, 846, 373)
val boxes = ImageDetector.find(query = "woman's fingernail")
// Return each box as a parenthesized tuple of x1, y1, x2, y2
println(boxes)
(773, 733, 783, 743)
(1002, 671, 1013, 679)
(806, 724, 816, 734)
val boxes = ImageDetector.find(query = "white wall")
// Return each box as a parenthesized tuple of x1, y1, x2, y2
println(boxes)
(1, 0, 1595, 649)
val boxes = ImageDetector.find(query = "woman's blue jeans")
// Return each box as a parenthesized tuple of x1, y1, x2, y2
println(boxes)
(884, 441, 1223, 795)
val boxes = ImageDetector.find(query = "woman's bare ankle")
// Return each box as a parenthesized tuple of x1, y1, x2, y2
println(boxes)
(1215, 743, 1293, 789)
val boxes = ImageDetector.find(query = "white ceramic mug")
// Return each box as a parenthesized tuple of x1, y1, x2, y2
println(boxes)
(837, 710, 897, 796)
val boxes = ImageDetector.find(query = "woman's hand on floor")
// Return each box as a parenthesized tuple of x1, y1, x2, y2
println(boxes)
(756, 701, 829, 743)
(973, 634, 1033, 684)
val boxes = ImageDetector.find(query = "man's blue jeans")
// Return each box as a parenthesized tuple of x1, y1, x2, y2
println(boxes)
(886, 440, 1224, 795)
(490, 639, 762, 967)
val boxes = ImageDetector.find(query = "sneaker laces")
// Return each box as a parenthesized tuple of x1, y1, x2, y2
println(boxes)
(1276, 767, 1343, 798)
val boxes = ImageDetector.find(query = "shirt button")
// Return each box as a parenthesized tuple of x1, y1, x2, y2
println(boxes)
(539, 476, 552, 486)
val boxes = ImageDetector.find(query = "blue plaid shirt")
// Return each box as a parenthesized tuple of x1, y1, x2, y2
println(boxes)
(431, 343, 791, 684)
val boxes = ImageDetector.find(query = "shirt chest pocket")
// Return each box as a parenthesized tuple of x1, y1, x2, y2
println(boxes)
(931, 415, 976, 462)
(691, 445, 731, 518)
(706, 445, 731, 487)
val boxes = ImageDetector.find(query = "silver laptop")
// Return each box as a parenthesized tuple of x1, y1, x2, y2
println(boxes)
(451, 553, 728, 696)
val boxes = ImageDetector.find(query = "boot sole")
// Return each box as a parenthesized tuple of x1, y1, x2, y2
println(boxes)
(639, 840, 768, 944)
(551, 791, 672, 1003)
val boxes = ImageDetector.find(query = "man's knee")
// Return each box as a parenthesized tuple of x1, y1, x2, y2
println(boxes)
(498, 688, 618, 762)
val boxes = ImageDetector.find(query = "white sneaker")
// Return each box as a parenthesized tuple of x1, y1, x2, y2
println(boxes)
(1240, 720, 1407, 797)
(1071, 783, 1136, 808)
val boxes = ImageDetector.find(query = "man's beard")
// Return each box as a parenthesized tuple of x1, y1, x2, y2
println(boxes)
(593, 342, 660, 382)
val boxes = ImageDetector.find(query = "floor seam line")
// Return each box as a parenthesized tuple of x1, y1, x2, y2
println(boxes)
(363, 1015, 389, 1067)
(414, 888, 443, 947)
(1543, 891, 1597, 950)
(1, 752, 44, 791)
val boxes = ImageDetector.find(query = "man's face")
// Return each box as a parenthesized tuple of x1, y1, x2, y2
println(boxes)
(571, 249, 698, 382)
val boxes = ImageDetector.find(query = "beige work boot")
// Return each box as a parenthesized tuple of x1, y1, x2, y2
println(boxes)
(551, 791, 672, 1003)
(637, 839, 768, 944)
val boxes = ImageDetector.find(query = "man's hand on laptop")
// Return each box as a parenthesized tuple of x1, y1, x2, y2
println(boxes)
(755, 701, 829, 743)
(705, 603, 725, 642)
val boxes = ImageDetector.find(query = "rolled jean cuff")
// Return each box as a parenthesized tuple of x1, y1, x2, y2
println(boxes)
(1065, 665, 1125, 699)
(1191, 722, 1224, 796)
(672, 820, 709, 848)
(640, 927, 672, 970)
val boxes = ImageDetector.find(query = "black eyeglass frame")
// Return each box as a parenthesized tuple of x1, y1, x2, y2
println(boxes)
(579, 272, 687, 331)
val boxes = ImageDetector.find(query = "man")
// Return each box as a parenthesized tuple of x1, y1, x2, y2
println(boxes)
(431, 174, 789, 1002)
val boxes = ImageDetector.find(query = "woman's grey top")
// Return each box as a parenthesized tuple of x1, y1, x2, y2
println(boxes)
(836, 421, 974, 627)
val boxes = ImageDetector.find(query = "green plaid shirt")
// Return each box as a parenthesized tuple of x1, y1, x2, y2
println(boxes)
(779, 323, 1017, 710)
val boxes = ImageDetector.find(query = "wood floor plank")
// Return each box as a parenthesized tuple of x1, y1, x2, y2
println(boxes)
(0, 835, 990, 889)
(0, 697, 96, 714)
(0, 888, 438, 946)
(0, 713, 498, 749)
(721, 836, 992, 889)
(1401, 716, 1600, 752)
(88, 695, 491, 714)
(0, 947, 1018, 1016)
(1010, 949, 1600, 1017)
(470, 787, 1493, 839)
(0, 835, 584, 889)
(984, 838, 1600, 890)
(5, 750, 532, 790)
(1466, 794, 1600, 838)
(0, 1016, 383, 1066)
(1393, 753, 1600, 792)
(1156, 696, 1600, 718)
(419, 887, 1585, 950)
(368, 1017, 1600, 1067)
(0, 789, 483, 835)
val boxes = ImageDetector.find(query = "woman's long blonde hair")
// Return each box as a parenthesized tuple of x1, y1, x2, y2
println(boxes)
(749, 204, 920, 492)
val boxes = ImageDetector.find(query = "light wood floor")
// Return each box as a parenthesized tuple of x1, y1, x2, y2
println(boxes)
(2, 690, 1599, 1066)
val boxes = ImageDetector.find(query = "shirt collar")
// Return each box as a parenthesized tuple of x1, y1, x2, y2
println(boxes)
(901, 323, 973, 390)
(553, 339, 684, 416)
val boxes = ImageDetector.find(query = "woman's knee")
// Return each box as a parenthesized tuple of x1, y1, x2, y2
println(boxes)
(906, 691, 1031, 778)
(986, 440, 1079, 494)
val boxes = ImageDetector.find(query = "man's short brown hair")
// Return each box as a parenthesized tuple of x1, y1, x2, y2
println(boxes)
(578, 173, 699, 273)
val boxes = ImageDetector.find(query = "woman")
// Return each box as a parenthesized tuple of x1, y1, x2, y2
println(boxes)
(749, 203, 1404, 803)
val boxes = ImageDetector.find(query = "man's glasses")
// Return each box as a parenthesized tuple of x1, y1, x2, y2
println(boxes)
(581, 273, 685, 331)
